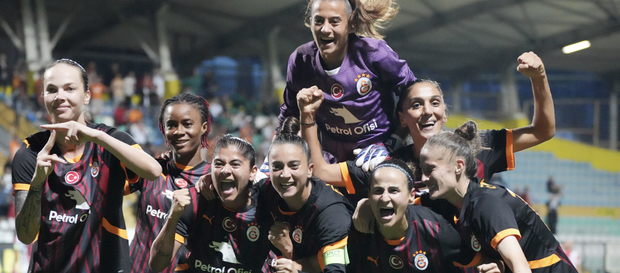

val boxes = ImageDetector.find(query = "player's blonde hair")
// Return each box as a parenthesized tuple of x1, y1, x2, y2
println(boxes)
(305, 0, 399, 40)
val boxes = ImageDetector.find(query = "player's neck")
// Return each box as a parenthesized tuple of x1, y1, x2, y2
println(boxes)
(379, 215, 408, 240)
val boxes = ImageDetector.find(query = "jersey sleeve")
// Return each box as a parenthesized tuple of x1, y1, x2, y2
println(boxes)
(471, 194, 521, 250)
(477, 129, 515, 180)
(278, 51, 303, 130)
(315, 204, 351, 273)
(12, 142, 37, 193)
(372, 40, 416, 95)
(108, 129, 143, 183)
(340, 161, 370, 196)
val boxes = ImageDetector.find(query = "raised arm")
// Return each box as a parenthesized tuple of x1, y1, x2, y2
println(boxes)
(149, 189, 189, 271)
(297, 86, 345, 186)
(512, 51, 555, 152)
(15, 131, 66, 244)
(41, 121, 161, 180)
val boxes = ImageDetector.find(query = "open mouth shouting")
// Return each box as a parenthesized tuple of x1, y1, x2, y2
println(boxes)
(379, 207, 395, 221)
(220, 179, 236, 195)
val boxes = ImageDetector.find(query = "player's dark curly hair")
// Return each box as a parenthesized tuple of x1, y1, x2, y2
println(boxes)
(158, 92, 212, 148)
(269, 116, 311, 163)
(213, 134, 256, 169)
(305, 0, 398, 40)
(423, 121, 481, 179)
(46, 59, 89, 92)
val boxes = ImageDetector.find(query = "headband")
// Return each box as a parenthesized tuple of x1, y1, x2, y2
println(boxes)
(374, 163, 414, 189)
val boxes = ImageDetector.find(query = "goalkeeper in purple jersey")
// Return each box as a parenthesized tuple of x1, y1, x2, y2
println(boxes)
(278, 0, 415, 163)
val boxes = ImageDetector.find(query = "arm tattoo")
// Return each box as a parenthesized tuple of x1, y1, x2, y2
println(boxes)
(14, 191, 28, 215)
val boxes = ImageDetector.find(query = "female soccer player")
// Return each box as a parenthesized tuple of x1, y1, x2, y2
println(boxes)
(419, 121, 577, 273)
(297, 51, 554, 203)
(347, 159, 487, 273)
(12, 59, 161, 272)
(278, 0, 416, 163)
(129, 93, 211, 272)
(149, 135, 277, 272)
(261, 132, 353, 273)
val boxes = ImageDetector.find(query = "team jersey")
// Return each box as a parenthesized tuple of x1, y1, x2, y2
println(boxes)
(258, 177, 354, 273)
(176, 186, 277, 273)
(458, 179, 577, 273)
(129, 159, 210, 273)
(347, 204, 478, 273)
(279, 34, 416, 162)
(12, 123, 138, 272)
(338, 129, 515, 205)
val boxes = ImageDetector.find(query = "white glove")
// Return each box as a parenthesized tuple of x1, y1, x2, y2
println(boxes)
(354, 143, 390, 172)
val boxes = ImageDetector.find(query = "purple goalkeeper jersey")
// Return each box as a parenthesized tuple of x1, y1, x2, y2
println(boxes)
(279, 34, 416, 161)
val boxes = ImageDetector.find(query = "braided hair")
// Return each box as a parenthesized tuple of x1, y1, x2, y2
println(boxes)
(158, 92, 212, 148)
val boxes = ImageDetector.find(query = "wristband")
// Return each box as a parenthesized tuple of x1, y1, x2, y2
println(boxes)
(300, 121, 316, 126)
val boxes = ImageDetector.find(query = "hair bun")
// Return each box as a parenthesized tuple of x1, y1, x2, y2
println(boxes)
(454, 120, 477, 141)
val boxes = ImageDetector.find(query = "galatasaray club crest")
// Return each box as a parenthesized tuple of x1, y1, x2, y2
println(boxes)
(471, 234, 481, 252)
(389, 255, 403, 269)
(414, 251, 428, 270)
(65, 171, 81, 185)
(90, 161, 99, 177)
(292, 227, 303, 244)
(222, 217, 237, 232)
(247, 224, 260, 242)
(174, 178, 188, 188)
(331, 83, 344, 99)
(355, 73, 372, 96)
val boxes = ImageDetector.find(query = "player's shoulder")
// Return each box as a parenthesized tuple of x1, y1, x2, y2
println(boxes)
(291, 41, 318, 58)
(22, 130, 52, 152)
(312, 177, 353, 212)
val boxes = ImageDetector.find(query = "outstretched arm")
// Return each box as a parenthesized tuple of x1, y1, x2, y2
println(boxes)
(41, 122, 161, 180)
(297, 86, 345, 186)
(512, 51, 555, 152)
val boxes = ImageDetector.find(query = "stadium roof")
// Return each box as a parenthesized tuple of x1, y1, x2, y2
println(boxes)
(1, 0, 620, 76)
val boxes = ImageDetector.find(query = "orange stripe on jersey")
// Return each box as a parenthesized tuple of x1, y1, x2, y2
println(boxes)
(338, 162, 355, 194)
(24, 139, 30, 148)
(317, 236, 348, 270)
(454, 252, 482, 268)
(174, 162, 194, 171)
(66, 154, 82, 163)
(384, 236, 405, 246)
(491, 229, 521, 250)
(278, 207, 296, 216)
(529, 253, 561, 269)
(413, 197, 421, 205)
(121, 144, 145, 184)
(175, 233, 186, 244)
(123, 181, 131, 196)
(102, 217, 128, 240)
(505, 129, 515, 171)
(175, 263, 189, 271)
(120, 161, 140, 184)
(13, 183, 30, 194)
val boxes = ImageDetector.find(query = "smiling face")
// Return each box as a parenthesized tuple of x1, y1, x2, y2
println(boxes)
(420, 145, 459, 201)
(268, 143, 313, 211)
(369, 167, 415, 235)
(163, 103, 208, 164)
(212, 146, 257, 210)
(398, 82, 447, 145)
(311, 0, 351, 69)
(43, 63, 90, 123)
